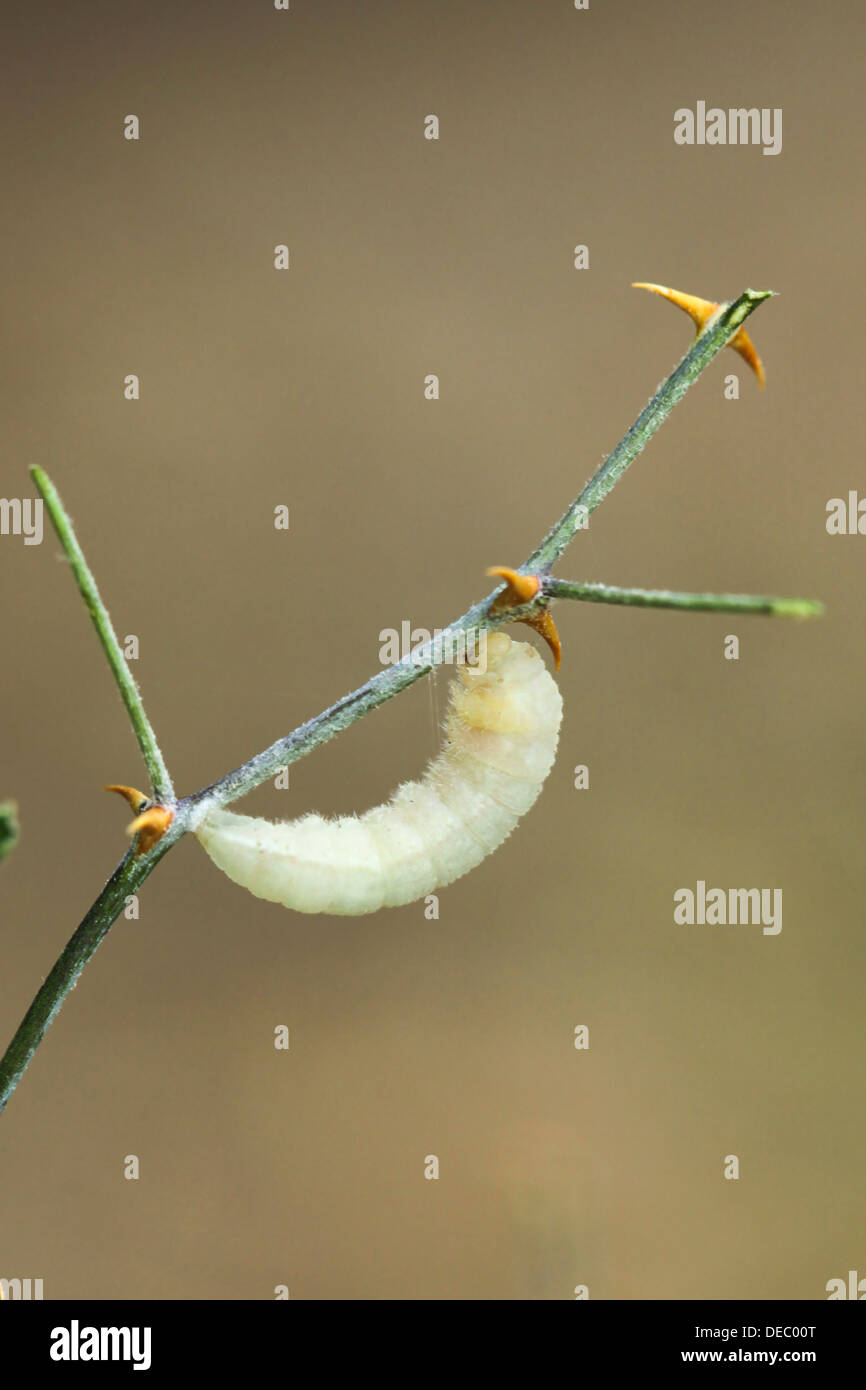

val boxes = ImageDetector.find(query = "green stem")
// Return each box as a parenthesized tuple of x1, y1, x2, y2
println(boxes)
(30, 467, 174, 802)
(525, 289, 774, 573)
(0, 842, 170, 1114)
(544, 578, 823, 619)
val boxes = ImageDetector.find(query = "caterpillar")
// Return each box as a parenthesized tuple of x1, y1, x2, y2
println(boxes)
(194, 633, 563, 915)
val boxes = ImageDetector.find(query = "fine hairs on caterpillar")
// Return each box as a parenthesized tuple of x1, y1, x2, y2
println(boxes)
(195, 634, 563, 915)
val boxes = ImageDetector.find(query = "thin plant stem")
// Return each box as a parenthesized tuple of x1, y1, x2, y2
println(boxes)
(0, 846, 170, 1113)
(30, 467, 174, 802)
(525, 289, 774, 573)
(544, 578, 824, 619)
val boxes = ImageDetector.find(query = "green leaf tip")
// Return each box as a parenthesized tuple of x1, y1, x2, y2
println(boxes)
(769, 598, 824, 620)
(0, 802, 20, 865)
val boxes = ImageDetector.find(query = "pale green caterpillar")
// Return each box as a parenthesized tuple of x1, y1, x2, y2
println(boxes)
(195, 633, 562, 915)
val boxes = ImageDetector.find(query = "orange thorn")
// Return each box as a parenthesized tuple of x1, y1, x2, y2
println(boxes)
(105, 784, 150, 814)
(486, 566, 541, 606)
(521, 610, 562, 671)
(126, 805, 174, 855)
(632, 281, 765, 387)
(106, 784, 173, 854)
(486, 566, 562, 669)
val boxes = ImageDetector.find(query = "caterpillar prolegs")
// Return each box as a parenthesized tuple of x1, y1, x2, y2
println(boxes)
(195, 634, 563, 915)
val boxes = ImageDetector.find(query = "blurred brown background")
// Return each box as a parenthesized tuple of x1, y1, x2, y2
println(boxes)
(1, 0, 863, 1300)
